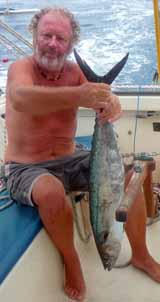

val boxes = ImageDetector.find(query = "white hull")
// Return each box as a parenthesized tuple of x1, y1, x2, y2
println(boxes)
(77, 94, 160, 152)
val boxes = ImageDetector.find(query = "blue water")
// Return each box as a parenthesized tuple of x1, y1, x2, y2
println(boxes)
(0, 0, 157, 88)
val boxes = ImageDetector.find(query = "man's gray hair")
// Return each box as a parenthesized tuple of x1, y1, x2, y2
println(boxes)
(28, 7, 80, 46)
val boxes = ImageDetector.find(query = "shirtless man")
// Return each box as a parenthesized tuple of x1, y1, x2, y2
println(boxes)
(5, 7, 160, 301)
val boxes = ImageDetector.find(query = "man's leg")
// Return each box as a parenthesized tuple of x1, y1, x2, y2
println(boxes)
(32, 174, 86, 300)
(124, 171, 160, 282)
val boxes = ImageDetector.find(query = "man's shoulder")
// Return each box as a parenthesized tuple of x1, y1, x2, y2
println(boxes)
(65, 59, 87, 84)
(65, 59, 83, 77)
(8, 56, 34, 71)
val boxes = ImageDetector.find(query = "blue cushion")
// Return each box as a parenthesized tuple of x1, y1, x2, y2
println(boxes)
(75, 135, 92, 150)
(0, 189, 42, 284)
(0, 136, 92, 284)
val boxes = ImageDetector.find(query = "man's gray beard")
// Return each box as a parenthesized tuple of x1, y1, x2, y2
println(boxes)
(35, 48, 67, 72)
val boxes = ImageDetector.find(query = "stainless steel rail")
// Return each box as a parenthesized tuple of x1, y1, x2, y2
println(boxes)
(0, 8, 38, 15)
(0, 19, 32, 49)
(0, 34, 27, 56)
(112, 85, 160, 96)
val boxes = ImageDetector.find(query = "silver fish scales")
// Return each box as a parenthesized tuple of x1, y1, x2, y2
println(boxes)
(74, 49, 128, 270)
(89, 119, 125, 270)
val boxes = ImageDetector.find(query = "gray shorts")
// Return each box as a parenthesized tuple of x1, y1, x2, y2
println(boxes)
(5, 148, 90, 207)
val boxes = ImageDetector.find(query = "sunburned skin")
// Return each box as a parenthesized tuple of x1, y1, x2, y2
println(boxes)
(5, 58, 82, 163)
(34, 13, 73, 74)
(6, 12, 87, 300)
(5, 12, 85, 163)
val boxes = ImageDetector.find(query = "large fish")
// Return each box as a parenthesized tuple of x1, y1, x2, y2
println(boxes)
(74, 49, 129, 270)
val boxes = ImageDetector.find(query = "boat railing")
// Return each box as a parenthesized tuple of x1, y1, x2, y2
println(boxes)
(112, 85, 160, 96)
(0, 7, 38, 15)
(1, 85, 160, 97)
(0, 19, 32, 49)
(0, 19, 32, 56)
(0, 33, 27, 56)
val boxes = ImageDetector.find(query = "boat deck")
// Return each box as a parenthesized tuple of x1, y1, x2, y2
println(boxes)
(1, 215, 160, 302)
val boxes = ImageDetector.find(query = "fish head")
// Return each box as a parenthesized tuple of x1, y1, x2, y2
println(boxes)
(96, 231, 121, 271)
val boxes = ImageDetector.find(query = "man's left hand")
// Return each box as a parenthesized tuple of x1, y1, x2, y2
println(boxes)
(95, 94, 122, 125)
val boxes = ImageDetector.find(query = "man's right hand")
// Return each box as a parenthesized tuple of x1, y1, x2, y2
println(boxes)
(78, 82, 121, 123)
(78, 82, 112, 109)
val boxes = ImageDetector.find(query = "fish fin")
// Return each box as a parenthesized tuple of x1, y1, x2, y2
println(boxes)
(74, 49, 129, 84)
(74, 48, 103, 82)
(103, 52, 129, 84)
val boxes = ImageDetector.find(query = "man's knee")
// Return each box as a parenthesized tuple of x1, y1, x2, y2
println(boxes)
(32, 174, 66, 214)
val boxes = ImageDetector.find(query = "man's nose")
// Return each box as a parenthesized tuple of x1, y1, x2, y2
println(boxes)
(48, 36, 57, 47)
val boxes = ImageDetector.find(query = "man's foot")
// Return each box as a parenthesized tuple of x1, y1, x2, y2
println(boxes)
(63, 250, 86, 301)
(132, 255, 160, 282)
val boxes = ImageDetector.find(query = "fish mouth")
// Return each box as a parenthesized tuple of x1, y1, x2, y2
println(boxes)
(99, 253, 117, 271)
(97, 245, 119, 271)
(96, 233, 122, 271)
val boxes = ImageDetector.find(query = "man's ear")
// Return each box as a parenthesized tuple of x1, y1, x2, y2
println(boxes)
(66, 41, 73, 56)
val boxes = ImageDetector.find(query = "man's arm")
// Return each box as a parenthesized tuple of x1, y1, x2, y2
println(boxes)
(7, 59, 117, 116)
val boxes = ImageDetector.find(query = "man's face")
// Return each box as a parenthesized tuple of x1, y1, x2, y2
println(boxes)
(34, 13, 73, 71)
